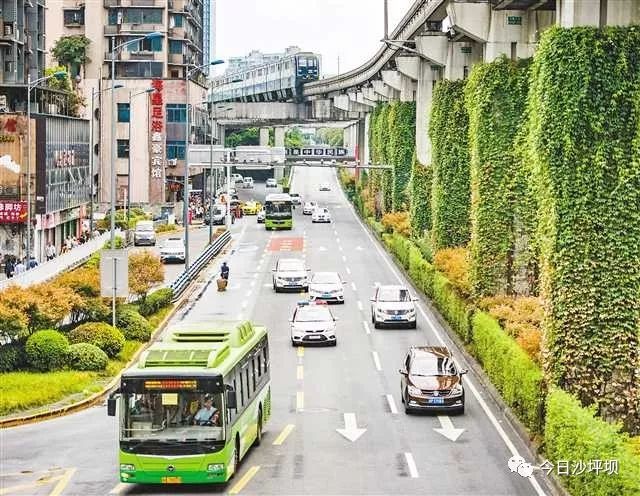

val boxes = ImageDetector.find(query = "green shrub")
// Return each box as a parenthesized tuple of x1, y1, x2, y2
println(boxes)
(117, 307, 152, 341)
(432, 273, 474, 343)
(24, 330, 70, 372)
(0, 343, 28, 372)
(68, 322, 125, 358)
(545, 389, 640, 495)
(155, 223, 177, 234)
(472, 311, 544, 433)
(65, 343, 109, 371)
(138, 288, 174, 317)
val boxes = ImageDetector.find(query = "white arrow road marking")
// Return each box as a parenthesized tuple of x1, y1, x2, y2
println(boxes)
(336, 413, 367, 442)
(363, 321, 371, 335)
(404, 453, 419, 478)
(386, 394, 398, 414)
(433, 415, 465, 442)
(372, 351, 381, 371)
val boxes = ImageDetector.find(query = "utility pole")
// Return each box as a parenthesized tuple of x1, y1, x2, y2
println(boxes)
(384, 0, 389, 40)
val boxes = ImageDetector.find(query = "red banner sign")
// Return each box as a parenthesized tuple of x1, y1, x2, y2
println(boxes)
(0, 200, 27, 224)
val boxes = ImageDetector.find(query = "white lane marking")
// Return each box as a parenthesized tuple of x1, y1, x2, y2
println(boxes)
(342, 255, 347, 262)
(336, 238, 340, 244)
(250, 280, 256, 288)
(346, 267, 352, 275)
(363, 321, 371, 335)
(357, 301, 363, 311)
(351, 282, 357, 291)
(253, 273, 259, 279)
(386, 394, 398, 414)
(338, 245, 343, 252)
(372, 351, 382, 371)
(405, 453, 419, 478)
(241, 300, 248, 309)
(246, 290, 252, 298)
(263, 283, 272, 288)
(342, 177, 547, 496)
(236, 313, 243, 320)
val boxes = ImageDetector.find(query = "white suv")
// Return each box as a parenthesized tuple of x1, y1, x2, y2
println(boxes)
(370, 285, 417, 328)
(273, 258, 309, 292)
(160, 237, 185, 263)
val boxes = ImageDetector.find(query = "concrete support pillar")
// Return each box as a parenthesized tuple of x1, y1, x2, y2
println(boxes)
(444, 41, 482, 81)
(415, 62, 439, 166)
(274, 126, 285, 148)
(216, 123, 226, 146)
(382, 70, 416, 102)
(363, 113, 371, 166)
(372, 80, 398, 100)
(259, 127, 270, 146)
(343, 124, 358, 153)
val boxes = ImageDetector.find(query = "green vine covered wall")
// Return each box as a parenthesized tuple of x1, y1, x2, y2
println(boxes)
(388, 101, 416, 211)
(408, 154, 432, 237)
(465, 56, 532, 298)
(527, 26, 640, 433)
(430, 79, 471, 250)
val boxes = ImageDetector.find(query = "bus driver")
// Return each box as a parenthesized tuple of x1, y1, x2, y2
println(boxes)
(193, 396, 220, 426)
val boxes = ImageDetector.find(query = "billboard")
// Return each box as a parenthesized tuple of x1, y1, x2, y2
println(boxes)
(0, 115, 31, 201)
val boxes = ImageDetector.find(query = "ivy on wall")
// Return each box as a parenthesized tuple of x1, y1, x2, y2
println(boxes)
(408, 154, 432, 238)
(388, 101, 416, 211)
(465, 56, 532, 298)
(430, 79, 471, 250)
(527, 26, 640, 433)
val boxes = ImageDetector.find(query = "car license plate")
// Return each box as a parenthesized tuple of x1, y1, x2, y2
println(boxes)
(161, 476, 182, 484)
(308, 335, 321, 340)
(428, 398, 444, 405)
(392, 315, 403, 320)
(322, 293, 332, 298)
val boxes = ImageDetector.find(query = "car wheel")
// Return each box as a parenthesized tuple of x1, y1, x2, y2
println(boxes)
(255, 407, 263, 446)
(331, 341, 337, 347)
(403, 390, 411, 414)
(373, 319, 380, 329)
(410, 321, 417, 329)
(371, 312, 375, 324)
(456, 404, 465, 415)
(291, 339, 296, 346)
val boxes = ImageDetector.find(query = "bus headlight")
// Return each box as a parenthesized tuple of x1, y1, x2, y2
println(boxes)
(208, 463, 224, 472)
(120, 464, 135, 471)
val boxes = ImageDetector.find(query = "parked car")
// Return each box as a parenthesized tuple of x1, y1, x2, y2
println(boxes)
(290, 300, 337, 346)
(370, 285, 417, 328)
(160, 237, 185, 263)
(312, 207, 331, 223)
(266, 178, 278, 188)
(400, 346, 466, 414)
(303, 201, 317, 215)
(133, 220, 156, 246)
(273, 258, 309, 292)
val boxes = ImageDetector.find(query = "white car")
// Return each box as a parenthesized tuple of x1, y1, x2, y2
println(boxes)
(370, 285, 418, 328)
(319, 183, 331, 191)
(290, 301, 337, 346)
(266, 178, 278, 188)
(242, 177, 254, 188)
(303, 201, 317, 215)
(309, 272, 345, 304)
(289, 193, 302, 205)
(160, 237, 185, 263)
(312, 207, 331, 223)
(257, 208, 265, 223)
(273, 258, 309, 292)
(231, 173, 244, 184)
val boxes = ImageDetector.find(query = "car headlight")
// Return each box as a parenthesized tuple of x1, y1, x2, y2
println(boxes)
(450, 384, 464, 396)
(208, 463, 224, 472)
(120, 464, 135, 471)
(407, 385, 422, 396)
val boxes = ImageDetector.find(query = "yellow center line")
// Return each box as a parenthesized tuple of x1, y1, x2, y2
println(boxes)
(228, 465, 261, 494)
(297, 346, 304, 358)
(296, 391, 304, 411)
(49, 468, 77, 496)
(296, 365, 304, 380)
(0, 476, 64, 496)
(272, 424, 295, 446)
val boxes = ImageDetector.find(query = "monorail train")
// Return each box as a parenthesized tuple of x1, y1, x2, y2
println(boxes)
(211, 52, 321, 104)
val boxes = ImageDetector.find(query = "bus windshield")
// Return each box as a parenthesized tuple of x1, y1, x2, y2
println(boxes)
(121, 391, 226, 443)
(265, 201, 292, 218)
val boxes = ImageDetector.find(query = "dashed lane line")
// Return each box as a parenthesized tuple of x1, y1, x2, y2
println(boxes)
(372, 351, 382, 371)
(357, 301, 363, 311)
(272, 424, 296, 446)
(346, 267, 352, 275)
(297, 346, 304, 358)
(363, 321, 371, 335)
(404, 453, 419, 478)
(342, 255, 347, 262)
(386, 394, 398, 414)
(296, 392, 304, 411)
(351, 282, 357, 291)
(108, 483, 126, 494)
(228, 466, 261, 495)
(241, 300, 248, 309)
(297, 365, 304, 380)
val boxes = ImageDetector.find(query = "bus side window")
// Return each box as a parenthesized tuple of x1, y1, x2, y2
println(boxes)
(238, 370, 244, 408)
(252, 357, 257, 390)
(263, 345, 269, 374)
(245, 369, 251, 399)
(257, 353, 262, 378)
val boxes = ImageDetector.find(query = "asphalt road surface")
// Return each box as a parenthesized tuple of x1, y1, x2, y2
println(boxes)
(0, 168, 554, 496)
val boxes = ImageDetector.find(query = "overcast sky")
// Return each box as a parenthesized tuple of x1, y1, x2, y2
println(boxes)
(214, 0, 416, 77)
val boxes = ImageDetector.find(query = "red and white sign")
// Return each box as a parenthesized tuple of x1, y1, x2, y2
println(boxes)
(0, 200, 27, 224)
(149, 79, 165, 182)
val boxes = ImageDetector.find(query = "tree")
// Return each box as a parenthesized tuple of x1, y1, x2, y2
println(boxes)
(129, 251, 165, 300)
(285, 127, 304, 148)
(51, 35, 91, 77)
(0, 303, 29, 343)
(225, 128, 259, 147)
(316, 128, 344, 147)
(45, 66, 85, 117)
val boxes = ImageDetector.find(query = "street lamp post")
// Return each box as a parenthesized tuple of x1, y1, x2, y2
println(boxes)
(26, 70, 66, 264)
(207, 104, 232, 242)
(183, 59, 224, 269)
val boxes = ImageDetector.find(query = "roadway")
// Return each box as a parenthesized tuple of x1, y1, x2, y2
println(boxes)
(0, 169, 553, 496)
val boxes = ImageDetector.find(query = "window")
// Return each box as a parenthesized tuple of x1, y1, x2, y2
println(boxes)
(117, 103, 130, 123)
(170, 69, 180, 78)
(117, 139, 129, 158)
(63, 8, 84, 26)
(117, 62, 162, 78)
(298, 58, 307, 67)
(169, 40, 182, 54)
(126, 37, 162, 52)
(252, 358, 257, 389)
(238, 370, 244, 407)
(123, 8, 163, 24)
(166, 103, 186, 122)
(245, 369, 251, 397)
(172, 14, 183, 27)
(166, 141, 185, 160)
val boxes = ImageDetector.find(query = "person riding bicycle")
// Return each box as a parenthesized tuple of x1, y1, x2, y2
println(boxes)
(220, 261, 230, 281)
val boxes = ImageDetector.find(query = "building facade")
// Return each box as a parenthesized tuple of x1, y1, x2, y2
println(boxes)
(46, 0, 212, 210)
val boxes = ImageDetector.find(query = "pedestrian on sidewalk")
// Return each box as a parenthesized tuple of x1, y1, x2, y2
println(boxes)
(45, 242, 56, 261)
(4, 256, 14, 278)
(28, 256, 38, 269)
(13, 258, 26, 275)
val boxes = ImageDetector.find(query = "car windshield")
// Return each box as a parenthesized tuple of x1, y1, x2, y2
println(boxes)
(279, 261, 304, 272)
(165, 240, 183, 248)
(122, 391, 225, 442)
(377, 288, 411, 302)
(290, 194, 299, 198)
(411, 356, 457, 376)
(265, 201, 291, 216)
(137, 224, 153, 232)
(312, 273, 340, 284)
(295, 306, 332, 322)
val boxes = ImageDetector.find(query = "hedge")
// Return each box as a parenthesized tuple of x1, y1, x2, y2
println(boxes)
(24, 330, 70, 372)
(528, 25, 640, 432)
(0, 343, 28, 372)
(545, 389, 640, 495)
(116, 307, 152, 341)
(430, 79, 471, 250)
(138, 288, 173, 317)
(65, 343, 109, 371)
(68, 322, 125, 358)
(472, 311, 544, 433)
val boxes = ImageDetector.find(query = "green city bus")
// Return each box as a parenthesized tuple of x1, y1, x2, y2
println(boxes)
(107, 321, 271, 485)
(264, 193, 293, 230)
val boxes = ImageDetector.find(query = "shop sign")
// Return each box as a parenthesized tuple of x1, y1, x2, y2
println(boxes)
(149, 79, 165, 182)
(0, 200, 27, 224)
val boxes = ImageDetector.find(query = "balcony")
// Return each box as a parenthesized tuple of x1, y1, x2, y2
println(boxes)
(105, 50, 163, 62)
(168, 52, 184, 64)
(104, 24, 164, 35)
(168, 26, 185, 38)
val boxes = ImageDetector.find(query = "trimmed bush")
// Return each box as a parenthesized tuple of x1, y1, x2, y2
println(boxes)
(117, 307, 152, 341)
(545, 389, 640, 495)
(138, 288, 173, 317)
(0, 343, 28, 372)
(472, 312, 544, 433)
(65, 343, 109, 371)
(25, 329, 70, 372)
(68, 322, 125, 358)
(431, 273, 474, 344)
(433, 248, 471, 298)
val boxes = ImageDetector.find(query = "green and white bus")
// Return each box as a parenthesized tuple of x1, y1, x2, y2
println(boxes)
(108, 321, 271, 485)
(264, 193, 293, 230)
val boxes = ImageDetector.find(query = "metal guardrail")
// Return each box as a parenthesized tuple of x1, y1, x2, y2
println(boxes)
(169, 229, 231, 302)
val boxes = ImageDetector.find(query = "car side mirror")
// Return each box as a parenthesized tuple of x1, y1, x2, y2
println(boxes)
(412, 297, 419, 302)
(272, 268, 276, 272)
(399, 369, 407, 376)
(370, 298, 375, 302)
(333, 317, 339, 322)
(107, 397, 117, 417)
(226, 388, 237, 410)
(460, 369, 468, 375)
